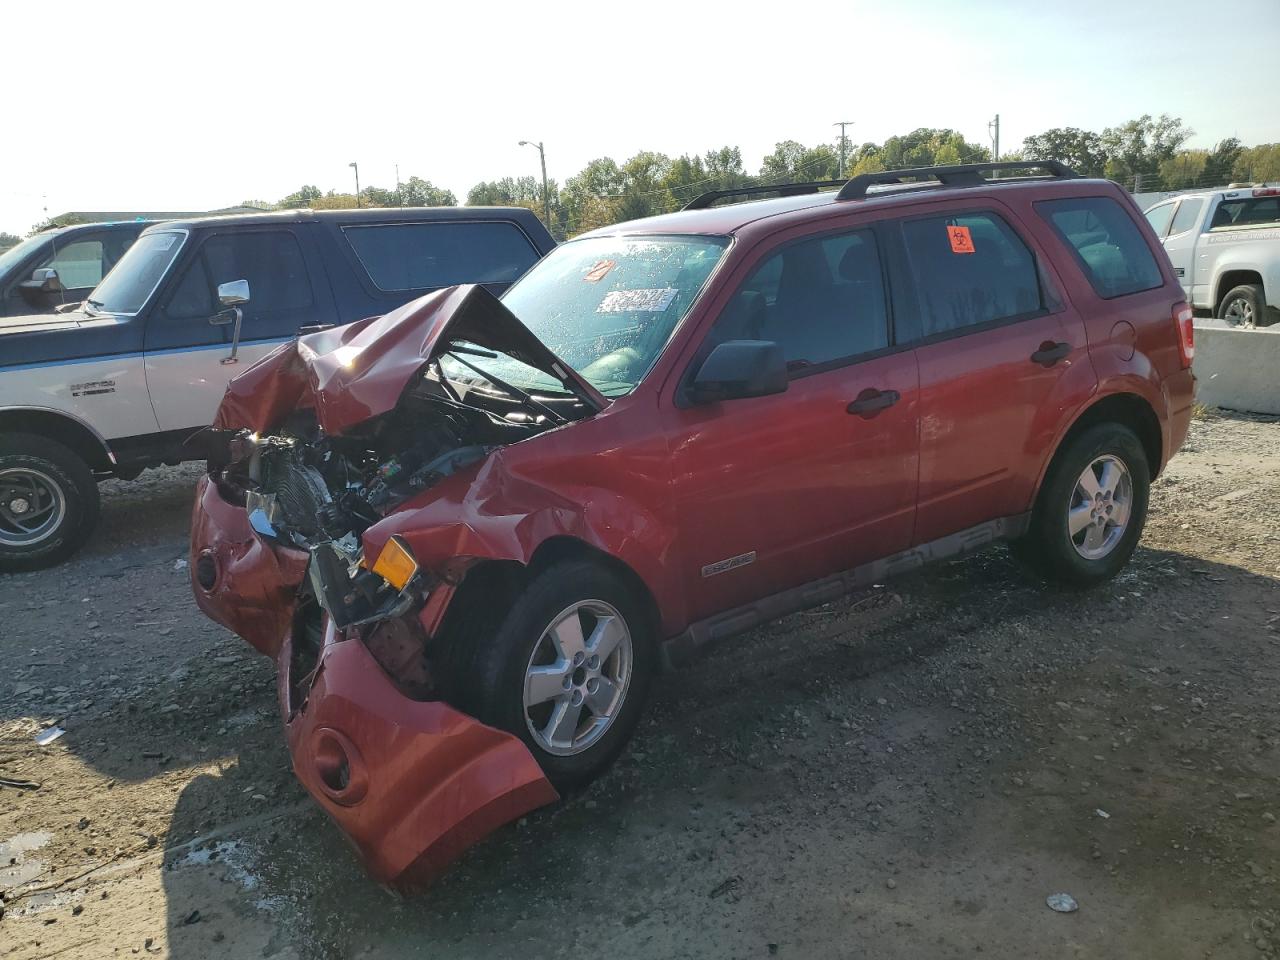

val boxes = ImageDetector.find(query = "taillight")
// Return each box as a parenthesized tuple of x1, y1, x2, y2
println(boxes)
(1253, 187, 1279, 197)
(1173, 301, 1194, 368)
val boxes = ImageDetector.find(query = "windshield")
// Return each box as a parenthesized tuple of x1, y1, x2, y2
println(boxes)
(88, 230, 185, 315)
(0, 233, 52, 277)
(442, 235, 729, 399)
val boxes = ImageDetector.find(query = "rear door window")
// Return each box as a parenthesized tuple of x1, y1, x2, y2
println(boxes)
(899, 211, 1042, 337)
(343, 221, 540, 292)
(1036, 197, 1163, 299)
(44, 237, 106, 290)
(1169, 198, 1203, 235)
(1143, 202, 1176, 238)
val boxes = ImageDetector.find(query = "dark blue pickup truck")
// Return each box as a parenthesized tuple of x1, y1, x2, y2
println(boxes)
(0, 221, 153, 316)
(0, 206, 556, 570)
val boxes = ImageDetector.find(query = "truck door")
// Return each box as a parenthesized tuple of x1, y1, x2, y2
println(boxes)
(1158, 196, 1207, 301)
(142, 226, 337, 432)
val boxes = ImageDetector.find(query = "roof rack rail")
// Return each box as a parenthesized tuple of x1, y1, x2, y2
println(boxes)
(836, 160, 1078, 201)
(682, 180, 846, 211)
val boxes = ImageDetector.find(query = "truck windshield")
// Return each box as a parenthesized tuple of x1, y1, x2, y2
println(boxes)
(443, 235, 729, 398)
(0, 234, 51, 276)
(87, 230, 186, 315)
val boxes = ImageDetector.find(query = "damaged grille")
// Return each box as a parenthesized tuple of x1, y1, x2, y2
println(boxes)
(263, 455, 331, 539)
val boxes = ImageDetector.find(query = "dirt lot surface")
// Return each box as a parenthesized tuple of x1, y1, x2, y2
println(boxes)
(2, 412, 1278, 960)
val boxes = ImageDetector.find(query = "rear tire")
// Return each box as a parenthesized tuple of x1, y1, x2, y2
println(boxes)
(472, 560, 655, 792)
(1217, 283, 1266, 329)
(1012, 423, 1149, 588)
(0, 434, 100, 573)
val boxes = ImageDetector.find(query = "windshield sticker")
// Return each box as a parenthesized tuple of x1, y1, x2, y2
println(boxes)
(947, 225, 975, 254)
(583, 259, 617, 283)
(597, 288, 678, 313)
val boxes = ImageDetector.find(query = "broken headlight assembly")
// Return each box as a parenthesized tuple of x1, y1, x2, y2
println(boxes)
(307, 535, 426, 630)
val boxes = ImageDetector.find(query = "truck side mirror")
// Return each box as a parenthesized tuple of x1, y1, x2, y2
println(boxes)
(217, 279, 250, 307)
(210, 279, 250, 365)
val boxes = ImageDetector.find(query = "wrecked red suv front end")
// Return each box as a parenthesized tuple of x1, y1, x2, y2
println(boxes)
(187, 285, 608, 887)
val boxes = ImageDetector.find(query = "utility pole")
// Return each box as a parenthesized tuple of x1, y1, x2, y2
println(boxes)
(349, 162, 361, 207)
(395, 163, 402, 206)
(988, 114, 1000, 162)
(834, 121, 855, 178)
(519, 140, 550, 230)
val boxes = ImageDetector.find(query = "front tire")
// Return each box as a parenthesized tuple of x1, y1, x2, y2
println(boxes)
(1217, 283, 1266, 329)
(1013, 423, 1150, 587)
(0, 434, 101, 573)
(472, 560, 655, 791)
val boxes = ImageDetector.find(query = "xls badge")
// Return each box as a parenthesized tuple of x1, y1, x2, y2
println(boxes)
(701, 551, 756, 578)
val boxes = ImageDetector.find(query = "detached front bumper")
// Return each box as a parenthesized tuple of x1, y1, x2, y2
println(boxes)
(188, 474, 559, 888)
(281, 626, 558, 887)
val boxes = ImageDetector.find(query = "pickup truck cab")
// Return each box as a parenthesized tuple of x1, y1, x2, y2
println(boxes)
(1143, 185, 1280, 327)
(0, 221, 152, 317)
(0, 206, 556, 570)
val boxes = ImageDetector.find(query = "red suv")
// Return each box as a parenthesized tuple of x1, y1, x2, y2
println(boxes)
(190, 162, 1195, 887)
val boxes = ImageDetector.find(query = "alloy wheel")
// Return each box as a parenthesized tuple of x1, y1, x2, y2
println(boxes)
(1068, 455, 1133, 560)
(0, 468, 67, 548)
(1223, 297, 1256, 329)
(523, 599, 633, 757)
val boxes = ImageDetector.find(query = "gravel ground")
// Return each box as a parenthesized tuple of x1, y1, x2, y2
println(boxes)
(1, 411, 1277, 960)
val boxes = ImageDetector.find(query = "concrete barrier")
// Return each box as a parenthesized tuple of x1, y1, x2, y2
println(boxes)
(1193, 324, 1280, 415)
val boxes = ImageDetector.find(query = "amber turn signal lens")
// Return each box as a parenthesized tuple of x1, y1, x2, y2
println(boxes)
(370, 536, 418, 591)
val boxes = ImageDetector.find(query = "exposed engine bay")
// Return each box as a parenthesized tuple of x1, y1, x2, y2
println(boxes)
(213, 375, 554, 553)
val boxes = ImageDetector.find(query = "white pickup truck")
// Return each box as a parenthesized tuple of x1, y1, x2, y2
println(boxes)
(1143, 185, 1280, 328)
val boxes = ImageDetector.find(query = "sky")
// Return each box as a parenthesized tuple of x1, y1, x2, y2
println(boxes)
(3, 0, 1278, 236)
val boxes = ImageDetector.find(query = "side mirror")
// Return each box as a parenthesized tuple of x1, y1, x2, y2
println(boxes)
(210, 279, 249, 366)
(689, 340, 788, 405)
(217, 279, 250, 307)
(17, 268, 63, 308)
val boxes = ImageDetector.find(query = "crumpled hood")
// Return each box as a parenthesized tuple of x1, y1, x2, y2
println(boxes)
(213, 284, 606, 435)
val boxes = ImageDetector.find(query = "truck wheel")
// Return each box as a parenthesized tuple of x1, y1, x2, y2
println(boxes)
(0, 434, 101, 573)
(1011, 423, 1150, 588)
(472, 560, 655, 791)
(1217, 283, 1266, 329)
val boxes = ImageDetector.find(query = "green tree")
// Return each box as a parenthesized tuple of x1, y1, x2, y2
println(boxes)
(1020, 127, 1107, 177)
(1160, 150, 1209, 190)
(759, 141, 840, 182)
(361, 186, 399, 207)
(0, 231, 21, 252)
(561, 157, 625, 235)
(398, 176, 456, 207)
(1100, 114, 1193, 188)
(279, 184, 323, 209)
(467, 176, 545, 206)
(878, 129, 989, 170)
(1232, 143, 1280, 182)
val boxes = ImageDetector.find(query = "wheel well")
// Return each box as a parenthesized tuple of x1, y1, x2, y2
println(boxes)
(1216, 269, 1263, 307)
(1057, 393, 1162, 478)
(432, 537, 665, 701)
(0, 410, 112, 474)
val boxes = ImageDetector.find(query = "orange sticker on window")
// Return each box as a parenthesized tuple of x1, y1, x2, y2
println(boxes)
(947, 225, 975, 254)
(583, 259, 616, 282)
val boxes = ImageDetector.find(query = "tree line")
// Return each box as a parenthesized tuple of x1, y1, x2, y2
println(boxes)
(11, 114, 1279, 245)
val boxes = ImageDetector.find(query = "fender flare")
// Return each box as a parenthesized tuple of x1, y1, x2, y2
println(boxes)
(0, 404, 116, 469)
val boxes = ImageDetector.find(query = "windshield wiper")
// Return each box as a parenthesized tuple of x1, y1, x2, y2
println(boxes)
(444, 350, 568, 425)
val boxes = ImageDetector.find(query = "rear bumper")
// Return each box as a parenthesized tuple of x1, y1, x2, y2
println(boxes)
(281, 627, 558, 888)
(189, 473, 559, 888)
(1163, 367, 1196, 470)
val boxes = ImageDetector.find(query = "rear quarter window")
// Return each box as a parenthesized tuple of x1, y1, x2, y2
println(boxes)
(343, 221, 540, 292)
(1037, 197, 1164, 299)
